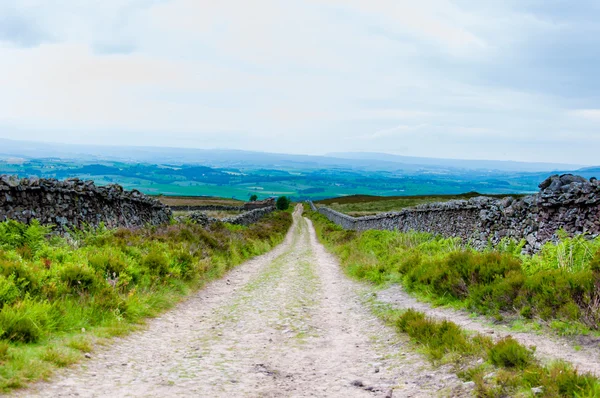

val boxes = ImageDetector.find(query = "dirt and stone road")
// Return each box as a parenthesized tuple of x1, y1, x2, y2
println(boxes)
(14, 206, 470, 398)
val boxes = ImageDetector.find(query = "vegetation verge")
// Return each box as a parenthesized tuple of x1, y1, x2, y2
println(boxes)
(374, 304, 600, 397)
(0, 211, 292, 392)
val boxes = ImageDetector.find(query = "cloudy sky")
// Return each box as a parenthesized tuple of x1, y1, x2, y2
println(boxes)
(0, 0, 598, 164)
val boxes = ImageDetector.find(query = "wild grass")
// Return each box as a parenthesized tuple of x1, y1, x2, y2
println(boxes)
(0, 211, 291, 392)
(377, 304, 600, 396)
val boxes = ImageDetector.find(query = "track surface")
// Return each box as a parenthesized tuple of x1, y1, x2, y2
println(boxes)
(15, 206, 469, 397)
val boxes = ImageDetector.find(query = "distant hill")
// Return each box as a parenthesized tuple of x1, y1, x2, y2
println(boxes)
(0, 138, 590, 173)
(326, 152, 586, 173)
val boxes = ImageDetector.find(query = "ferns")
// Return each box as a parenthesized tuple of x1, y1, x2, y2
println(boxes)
(0, 220, 51, 258)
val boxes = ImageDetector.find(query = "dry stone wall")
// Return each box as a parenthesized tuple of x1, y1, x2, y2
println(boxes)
(0, 175, 171, 231)
(170, 204, 241, 212)
(188, 206, 276, 227)
(313, 174, 600, 252)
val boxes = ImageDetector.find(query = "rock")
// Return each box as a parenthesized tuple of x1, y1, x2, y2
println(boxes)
(463, 381, 476, 389)
(84, 353, 92, 359)
(351, 380, 364, 387)
(538, 175, 558, 190)
(531, 386, 543, 395)
(560, 174, 587, 185)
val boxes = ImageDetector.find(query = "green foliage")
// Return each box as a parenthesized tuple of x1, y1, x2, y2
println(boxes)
(0, 299, 54, 343)
(522, 232, 600, 274)
(383, 307, 600, 397)
(141, 250, 169, 277)
(394, 309, 482, 360)
(0, 275, 20, 306)
(276, 196, 291, 210)
(249, 194, 258, 202)
(0, 220, 51, 255)
(488, 337, 534, 369)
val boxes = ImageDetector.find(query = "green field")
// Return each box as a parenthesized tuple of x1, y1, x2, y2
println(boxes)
(0, 158, 560, 201)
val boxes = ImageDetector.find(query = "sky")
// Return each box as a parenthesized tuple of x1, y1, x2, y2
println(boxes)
(0, 0, 599, 165)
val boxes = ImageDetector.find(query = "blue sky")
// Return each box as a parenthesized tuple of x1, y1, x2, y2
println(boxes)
(0, 0, 598, 164)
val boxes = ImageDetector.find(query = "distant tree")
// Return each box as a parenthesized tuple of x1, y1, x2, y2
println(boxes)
(249, 194, 258, 202)
(276, 196, 291, 211)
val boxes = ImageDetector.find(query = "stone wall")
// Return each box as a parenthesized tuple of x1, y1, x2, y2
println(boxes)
(188, 206, 276, 227)
(170, 205, 241, 212)
(243, 197, 276, 211)
(225, 206, 276, 226)
(312, 174, 600, 252)
(0, 175, 171, 231)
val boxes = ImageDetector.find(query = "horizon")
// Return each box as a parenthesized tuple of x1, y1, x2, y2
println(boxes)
(0, 137, 592, 168)
(1, 1, 599, 164)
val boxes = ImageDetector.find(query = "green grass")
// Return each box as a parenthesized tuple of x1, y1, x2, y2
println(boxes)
(371, 304, 600, 396)
(0, 211, 292, 392)
(316, 192, 526, 217)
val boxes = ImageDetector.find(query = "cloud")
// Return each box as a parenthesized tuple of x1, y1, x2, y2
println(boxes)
(0, 0, 598, 164)
(570, 109, 600, 122)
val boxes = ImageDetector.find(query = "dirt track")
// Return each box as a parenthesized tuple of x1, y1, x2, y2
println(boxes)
(14, 205, 472, 398)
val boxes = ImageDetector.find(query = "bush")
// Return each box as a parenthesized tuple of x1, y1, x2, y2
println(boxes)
(141, 249, 170, 276)
(0, 299, 55, 343)
(488, 337, 534, 369)
(395, 309, 473, 360)
(276, 196, 291, 211)
(87, 250, 128, 276)
(249, 194, 258, 202)
(0, 220, 51, 254)
(60, 265, 100, 293)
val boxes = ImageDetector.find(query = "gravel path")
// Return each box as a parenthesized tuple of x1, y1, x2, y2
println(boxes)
(13, 206, 470, 398)
(378, 285, 600, 376)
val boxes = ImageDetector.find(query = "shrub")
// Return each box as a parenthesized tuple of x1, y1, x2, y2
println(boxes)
(395, 309, 472, 360)
(249, 194, 258, 202)
(60, 265, 100, 293)
(276, 196, 291, 211)
(1, 260, 40, 295)
(0, 340, 9, 360)
(87, 250, 128, 276)
(0, 220, 51, 254)
(0, 275, 20, 306)
(0, 299, 54, 343)
(141, 249, 170, 276)
(488, 337, 534, 369)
